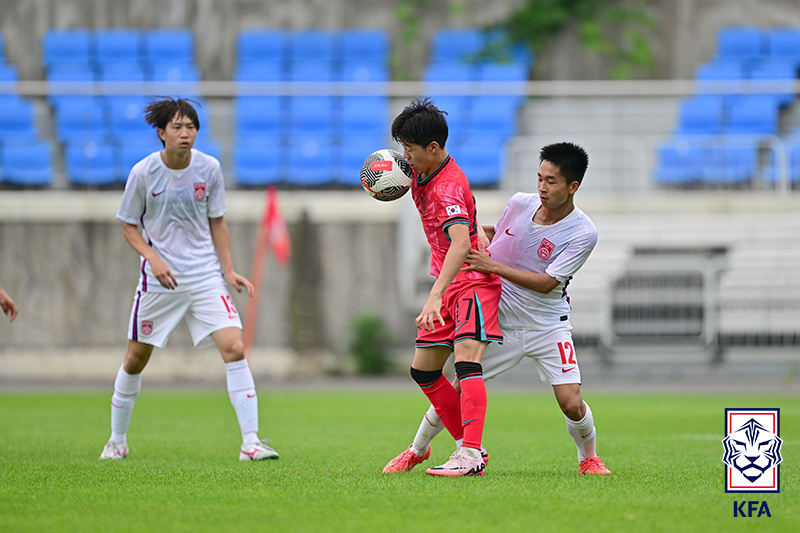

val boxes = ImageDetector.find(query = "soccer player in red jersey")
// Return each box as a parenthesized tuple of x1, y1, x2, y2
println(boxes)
(388, 97, 503, 476)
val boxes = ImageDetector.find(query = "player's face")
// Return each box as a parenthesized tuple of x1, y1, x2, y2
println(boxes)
(400, 141, 438, 176)
(158, 113, 197, 154)
(538, 160, 578, 210)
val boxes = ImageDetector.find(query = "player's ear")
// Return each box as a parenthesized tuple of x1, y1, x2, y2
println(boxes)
(426, 141, 439, 154)
(568, 179, 581, 194)
(156, 128, 165, 142)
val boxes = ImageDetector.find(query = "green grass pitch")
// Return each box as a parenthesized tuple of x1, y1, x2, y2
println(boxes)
(1, 389, 797, 532)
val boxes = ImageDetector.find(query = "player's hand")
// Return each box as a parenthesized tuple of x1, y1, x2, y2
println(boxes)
(416, 294, 445, 332)
(226, 272, 255, 297)
(150, 256, 178, 290)
(0, 290, 18, 322)
(462, 245, 496, 273)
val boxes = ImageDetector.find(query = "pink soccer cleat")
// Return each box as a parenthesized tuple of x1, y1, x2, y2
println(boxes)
(578, 456, 611, 475)
(382, 444, 431, 473)
(426, 449, 485, 477)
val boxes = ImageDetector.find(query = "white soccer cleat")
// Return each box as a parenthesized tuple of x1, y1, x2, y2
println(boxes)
(426, 449, 485, 477)
(99, 439, 128, 460)
(239, 440, 280, 461)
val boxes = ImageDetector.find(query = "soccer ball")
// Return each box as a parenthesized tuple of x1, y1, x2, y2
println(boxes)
(360, 149, 413, 201)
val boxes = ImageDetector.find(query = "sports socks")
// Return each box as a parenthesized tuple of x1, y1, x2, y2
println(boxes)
(454, 361, 486, 454)
(225, 359, 260, 445)
(412, 404, 445, 456)
(565, 401, 596, 462)
(409, 367, 464, 442)
(110, 366, 142, 444)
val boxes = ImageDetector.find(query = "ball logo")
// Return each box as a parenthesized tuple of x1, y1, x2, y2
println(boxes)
(723, 408, 782, 493)
(193, 182, 207, 201)
(370, 160, 394, 172)
(538, 238, 555, 260)
(140, 320, 153, 336)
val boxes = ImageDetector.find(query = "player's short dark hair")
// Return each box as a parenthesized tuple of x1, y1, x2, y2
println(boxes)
(391, 97, 449, 149)
(144, 97, 201, 144)
(539, 142, 589, 184)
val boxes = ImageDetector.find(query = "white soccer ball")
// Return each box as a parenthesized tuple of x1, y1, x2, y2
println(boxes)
(360, 149, 413, 201)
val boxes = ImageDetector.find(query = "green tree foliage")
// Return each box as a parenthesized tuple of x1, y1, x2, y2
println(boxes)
(350, 313, 393, 375)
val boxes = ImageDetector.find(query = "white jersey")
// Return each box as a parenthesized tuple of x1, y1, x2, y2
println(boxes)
(117, 149, 227, 293)
(488, 192, 597, 330)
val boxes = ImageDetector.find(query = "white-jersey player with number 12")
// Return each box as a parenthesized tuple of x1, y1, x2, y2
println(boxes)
(383, 142, 611, 475)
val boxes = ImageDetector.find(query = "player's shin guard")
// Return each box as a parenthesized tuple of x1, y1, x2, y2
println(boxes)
(454, 361, 486, 453)
(110, 366, 142, 442)
(410, 367, 464, 441)
(412, 404, 445, 456)
(565, 401, 596, 462)
(226, 359, 259, 445)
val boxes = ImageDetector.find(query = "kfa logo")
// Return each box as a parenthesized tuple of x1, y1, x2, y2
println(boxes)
(722, 408, 782, 493)
(733, 501, 771, 518)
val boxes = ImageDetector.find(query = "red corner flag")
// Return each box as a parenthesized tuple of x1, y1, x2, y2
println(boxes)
(264, 186, 291, 265)
(244, 186, 291, 359)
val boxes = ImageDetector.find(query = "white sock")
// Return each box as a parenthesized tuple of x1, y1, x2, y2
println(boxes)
(412, 404, 445, 455)
(226, 359, 259, 445)
(565, 401, 596, 462)
(110, 366, 142, 444)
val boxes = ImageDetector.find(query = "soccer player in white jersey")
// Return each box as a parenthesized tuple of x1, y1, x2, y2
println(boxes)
(383, 142, 611, 475)
(99, 98, 278, 462)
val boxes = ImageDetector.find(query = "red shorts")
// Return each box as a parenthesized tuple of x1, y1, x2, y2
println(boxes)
(415, 276, 503, 349)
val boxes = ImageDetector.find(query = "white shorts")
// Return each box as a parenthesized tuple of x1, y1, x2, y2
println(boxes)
(482, 327, 581, 386)
(127, 279, 242, 349)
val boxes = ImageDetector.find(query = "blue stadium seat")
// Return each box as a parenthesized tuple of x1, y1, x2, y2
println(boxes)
(0, 62, 17, 81)
(423, 63, 478, 82)
(143, 29, 195, 65)
(339, 96, 389, 139)
(469, 96, 517, 139)
(42, 29, 94, 71)
(654, 137, 705, 186)
(340, 29, 389, 64)
(65, 140, 120, 186)
(150, 62, 201, 83)
(287, 135, 335, 185)
(676, 95, 726, 135)
(451, 139, 503, 186)
(287, 30, 337, 64)
(430, 28, 483, 64)
(118, 139, 162, 173)
(748, 59, 797, 106)
(105, 97, 151, 142)
(481, 29, 533, 65)
(54, 98, 107, 144)
(2, 143, 53, 186)
(695, 60, 747, 94)
(767, 27, 800, 66)
(0, 98, 39, 145)
(702, 139, 759, 185)
(232, 144, 284, 186)
(715, 26, 766, 62)
(94, 29, 143, 65)
(287, 96, 335, 136)
(287, 61, 334, 82)
(477, 61, 529, 82)
(237, 30, 287, 66)
(339, 61, 389, 83)
(335, 135, 380, 186)
(724, 96, 779, 136)
(234, 60, 284, 82)
(235, 96, 285, 138)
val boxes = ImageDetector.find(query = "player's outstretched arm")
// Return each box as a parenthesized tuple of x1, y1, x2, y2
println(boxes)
(209, 216, 254, 296)
(463, 247, 559, 294)
(122, 222, 178, 290)
(0, 283, 18, 322)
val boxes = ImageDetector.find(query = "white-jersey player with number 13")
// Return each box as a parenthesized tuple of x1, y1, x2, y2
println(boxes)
(383, 142, 611, 475)
(100, 97, 278, 462)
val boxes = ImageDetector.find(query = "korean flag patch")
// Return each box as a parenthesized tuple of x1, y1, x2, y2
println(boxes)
(446, 205, 462, 216)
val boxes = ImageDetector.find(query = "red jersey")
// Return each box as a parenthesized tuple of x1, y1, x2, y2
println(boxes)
(412, 155, 490, 282)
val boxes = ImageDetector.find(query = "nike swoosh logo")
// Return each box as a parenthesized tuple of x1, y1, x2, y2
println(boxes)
(505, 229, 515, 236)
(111, 401, 122, 408)
(246, 393, 256, 398)
(562, 367, 576, 373)
(152, 190, 167, 197)
(581, 433, 592, 439)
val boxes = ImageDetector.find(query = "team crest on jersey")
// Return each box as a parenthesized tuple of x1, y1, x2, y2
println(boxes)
(140, 320, 153, 336)
(193, 182, 207, 201)
(538, 238, 555, 260)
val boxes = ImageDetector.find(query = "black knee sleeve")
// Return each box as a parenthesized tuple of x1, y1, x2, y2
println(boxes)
(410, 367, 443, 386)
(454, 361, 483, 380)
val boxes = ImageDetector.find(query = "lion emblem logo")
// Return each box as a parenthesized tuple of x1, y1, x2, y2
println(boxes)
(722, 418, 783, 483)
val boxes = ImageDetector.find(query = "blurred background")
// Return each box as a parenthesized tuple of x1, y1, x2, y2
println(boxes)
(0, 0, 798, 389)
